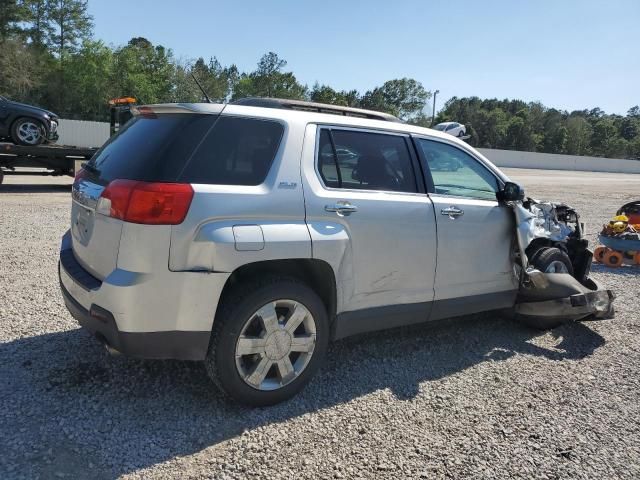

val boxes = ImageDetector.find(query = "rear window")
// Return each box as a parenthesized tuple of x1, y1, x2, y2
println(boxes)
(86, 114, 284, 186)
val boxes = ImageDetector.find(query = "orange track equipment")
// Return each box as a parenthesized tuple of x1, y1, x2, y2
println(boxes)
(593, 246, 608, 263)
(603, 250, 623, 268)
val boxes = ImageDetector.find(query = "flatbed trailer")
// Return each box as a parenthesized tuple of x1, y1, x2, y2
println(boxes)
(0, 142, 97, 184)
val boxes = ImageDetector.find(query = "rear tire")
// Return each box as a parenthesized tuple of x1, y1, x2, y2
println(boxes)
(205, 276, 329, 406)
(11, 117, 46, 146)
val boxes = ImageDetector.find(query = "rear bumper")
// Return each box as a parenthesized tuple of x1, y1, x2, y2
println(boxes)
(59, 274, 210, 360)
(58, 231, 229, 361)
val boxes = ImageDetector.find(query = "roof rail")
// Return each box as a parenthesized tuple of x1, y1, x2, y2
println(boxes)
(231, 97, 402, 123)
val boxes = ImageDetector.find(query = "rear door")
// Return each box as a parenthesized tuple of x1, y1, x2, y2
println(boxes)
(414, 137, 518, 317)
(302, 125, 437, 315)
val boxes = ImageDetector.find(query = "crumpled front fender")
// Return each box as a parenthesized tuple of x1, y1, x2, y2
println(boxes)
(515, 271, 615, 324)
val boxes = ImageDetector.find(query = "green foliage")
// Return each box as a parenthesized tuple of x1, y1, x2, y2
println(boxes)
(360, 78, 430, 121)
(309, 83, 359, 106)
(62, 39, 114, 119)
(438, 97, 640, 159)
(231, 52, 307, 100)
(22, 0, 54, 47)
(0, 0, 27, 40)
(110, 38, 175, 106)
(47, 0, 93, 58)
(0, 38, 41, 98)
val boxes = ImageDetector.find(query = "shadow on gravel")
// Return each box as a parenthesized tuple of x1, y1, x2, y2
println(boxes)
(0, 315, 605, 478)
(0, 183, 71, 193)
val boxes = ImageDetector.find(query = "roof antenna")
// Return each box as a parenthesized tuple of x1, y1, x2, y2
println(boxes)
(191, 72, 212, 103)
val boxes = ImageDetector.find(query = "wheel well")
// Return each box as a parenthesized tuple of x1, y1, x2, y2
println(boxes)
(219, 259, 337, 321)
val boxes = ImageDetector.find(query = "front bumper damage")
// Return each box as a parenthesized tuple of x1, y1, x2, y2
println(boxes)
(514, 270, 615, 327)
(509, 199, 615, 326)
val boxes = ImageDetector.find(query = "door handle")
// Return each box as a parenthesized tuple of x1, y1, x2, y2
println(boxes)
(325, 201, 358, 216)
(441, 206, 464, 218)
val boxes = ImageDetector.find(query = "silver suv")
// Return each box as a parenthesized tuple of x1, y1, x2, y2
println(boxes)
(59, 98, 612, 405)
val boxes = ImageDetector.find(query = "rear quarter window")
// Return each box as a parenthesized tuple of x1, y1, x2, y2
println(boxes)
(179, 116, 283, 185)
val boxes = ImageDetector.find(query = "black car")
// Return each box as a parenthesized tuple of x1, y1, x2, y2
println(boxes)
(0, 96, 59, 146)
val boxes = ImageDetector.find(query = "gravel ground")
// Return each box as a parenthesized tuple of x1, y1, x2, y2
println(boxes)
(1, 169, 639, 479)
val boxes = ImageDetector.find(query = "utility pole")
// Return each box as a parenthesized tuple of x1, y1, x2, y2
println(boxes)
(431, 90, 439, 126)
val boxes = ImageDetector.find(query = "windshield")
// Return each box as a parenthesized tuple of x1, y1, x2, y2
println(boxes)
(433, 124, 448, 131)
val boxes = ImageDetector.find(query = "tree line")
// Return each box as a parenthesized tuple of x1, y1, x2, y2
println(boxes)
(1, 0, 638, 159)
(437, 98, 640, 159)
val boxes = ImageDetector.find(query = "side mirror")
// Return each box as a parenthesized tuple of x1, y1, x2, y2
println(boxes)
(497, 181, 525, 202)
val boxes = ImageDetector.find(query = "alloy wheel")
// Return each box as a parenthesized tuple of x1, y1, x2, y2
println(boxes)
(17, 121, 43, 145)
(235, 299, 316, 391)
(544, 260, 569, 273)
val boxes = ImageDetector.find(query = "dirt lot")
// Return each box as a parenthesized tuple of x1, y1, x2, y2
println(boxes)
(1, 168, 639, 479)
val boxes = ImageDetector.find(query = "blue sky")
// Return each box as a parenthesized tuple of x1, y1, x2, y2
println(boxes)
(88, 0, 639, 114)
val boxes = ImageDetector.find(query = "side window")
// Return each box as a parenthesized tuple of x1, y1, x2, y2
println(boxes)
(317, 128, 417, 193)
(418, 139, 499, 200)
(180, 116, 283, 186)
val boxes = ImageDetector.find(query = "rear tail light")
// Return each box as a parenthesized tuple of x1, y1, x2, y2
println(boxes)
(97, 180, 193, 225)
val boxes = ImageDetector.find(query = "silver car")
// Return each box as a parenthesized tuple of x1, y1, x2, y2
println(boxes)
(59, 98, 612, 406)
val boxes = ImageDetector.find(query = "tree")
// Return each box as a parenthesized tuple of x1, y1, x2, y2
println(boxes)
(63, 39, 114, 119)
(231, 52, 307, 100)
(360, 78, 430, 121)
(110, 37, 176, 105)
(591, 117, 618, 156)
(0, 0, 26, 40)
(309, 83, 360, 106)
(22, 0, 53, 47)
(565, 116, 592, 156)
(190, 56, 233, 102)
(0, 38, 40, 99)
(48, 0, 93, 58)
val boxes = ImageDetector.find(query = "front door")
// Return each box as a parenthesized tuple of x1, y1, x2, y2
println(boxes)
(414, 137, 518, 318)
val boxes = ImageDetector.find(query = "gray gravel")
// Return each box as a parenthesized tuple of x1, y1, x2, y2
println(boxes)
(1, 169, 639, 479)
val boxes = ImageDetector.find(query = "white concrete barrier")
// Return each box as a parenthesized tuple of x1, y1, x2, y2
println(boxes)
(478, 148, 640, 174)
(57, 119, 110, 148)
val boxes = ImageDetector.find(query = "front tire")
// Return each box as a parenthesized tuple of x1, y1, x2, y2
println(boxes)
(205, 276, 329, 406)
(530, 247, 573, 275)
(11, 117, 47, 146)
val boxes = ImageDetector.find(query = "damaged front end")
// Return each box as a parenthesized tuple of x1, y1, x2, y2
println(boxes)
(500, 182, 615, 329)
